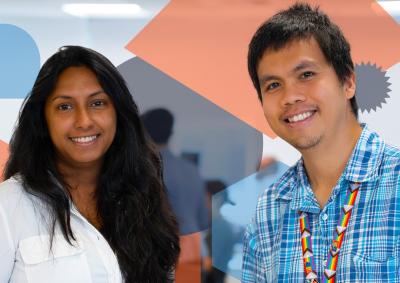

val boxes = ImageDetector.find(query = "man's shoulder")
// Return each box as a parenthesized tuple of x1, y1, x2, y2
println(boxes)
(382, 142, 400, 159)
(380, 142, 400, 172)
(357, 125, 400, 179)
(255, 162, 297, 217)
(260, 162, 297, 196)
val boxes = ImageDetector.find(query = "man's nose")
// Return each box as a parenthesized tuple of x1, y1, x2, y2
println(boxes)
(280, 83, 306, 106)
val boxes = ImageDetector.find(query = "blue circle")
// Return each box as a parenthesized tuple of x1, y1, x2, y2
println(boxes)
(0, 24, 40, 98)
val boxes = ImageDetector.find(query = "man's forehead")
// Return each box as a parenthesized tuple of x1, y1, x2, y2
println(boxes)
(260, 36, 319, 60)
(256, 38, 328, 75)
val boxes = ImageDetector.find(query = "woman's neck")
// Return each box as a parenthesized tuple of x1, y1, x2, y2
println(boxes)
(56, 160, 102, 229)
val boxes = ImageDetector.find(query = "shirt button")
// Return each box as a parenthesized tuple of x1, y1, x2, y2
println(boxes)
(322, 213, 328, 221)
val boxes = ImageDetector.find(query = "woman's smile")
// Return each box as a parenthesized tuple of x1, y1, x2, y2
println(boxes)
(69, 134, 100, 145)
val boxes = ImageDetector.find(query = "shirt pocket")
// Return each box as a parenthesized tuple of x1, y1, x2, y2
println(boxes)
(351, 253, 399, 283)
(19, 235, 92, 283)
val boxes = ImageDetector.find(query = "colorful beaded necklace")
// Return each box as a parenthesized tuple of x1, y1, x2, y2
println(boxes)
(298, 182, 360, 283)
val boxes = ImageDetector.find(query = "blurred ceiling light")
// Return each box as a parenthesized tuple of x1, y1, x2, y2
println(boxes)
(62, 3, 149, 18)
(378, 1, 400, 15)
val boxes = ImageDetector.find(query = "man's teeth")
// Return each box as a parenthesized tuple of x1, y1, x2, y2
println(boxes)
(288, 111, 313, 123)
(71, 135, 97, 143)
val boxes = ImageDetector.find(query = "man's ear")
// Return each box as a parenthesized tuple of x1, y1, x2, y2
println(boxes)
(344, 71, 356, 99)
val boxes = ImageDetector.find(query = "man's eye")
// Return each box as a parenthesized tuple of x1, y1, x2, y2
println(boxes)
(301, 71, 314, 79)
(266, 82, 280, 91)
(57, 104, 72, 111)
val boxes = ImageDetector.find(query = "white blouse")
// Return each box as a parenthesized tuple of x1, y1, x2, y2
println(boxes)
(0, 176, 123, 283)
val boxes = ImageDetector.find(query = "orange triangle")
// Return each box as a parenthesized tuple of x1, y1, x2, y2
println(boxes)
(127, 0, 400, 137)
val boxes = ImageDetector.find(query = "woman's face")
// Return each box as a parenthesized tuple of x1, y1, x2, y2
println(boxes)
(45, 66, 117, 170)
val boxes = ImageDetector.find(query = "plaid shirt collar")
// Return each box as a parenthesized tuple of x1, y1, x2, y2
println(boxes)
(274, 124, 385, 211)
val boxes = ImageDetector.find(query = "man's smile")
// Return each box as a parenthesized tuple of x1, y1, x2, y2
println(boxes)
(286, 110, 316, 123)
(282, 108, 318, 125)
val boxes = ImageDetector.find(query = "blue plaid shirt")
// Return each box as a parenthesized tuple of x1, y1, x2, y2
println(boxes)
(242, 125, 400, 282)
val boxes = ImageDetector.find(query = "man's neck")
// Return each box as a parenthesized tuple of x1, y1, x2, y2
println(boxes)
(301, 121, 362, 207)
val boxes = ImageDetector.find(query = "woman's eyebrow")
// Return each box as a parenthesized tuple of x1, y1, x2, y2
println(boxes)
(51, 90, 105, 102)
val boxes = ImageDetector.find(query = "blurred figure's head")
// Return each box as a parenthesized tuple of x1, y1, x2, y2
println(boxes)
(141, 108, 174, 145)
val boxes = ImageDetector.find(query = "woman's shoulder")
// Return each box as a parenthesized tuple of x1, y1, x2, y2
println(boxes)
(0, 175, 36, 211)
(0, 175, 25, 197)
(0, 175, 51, 239)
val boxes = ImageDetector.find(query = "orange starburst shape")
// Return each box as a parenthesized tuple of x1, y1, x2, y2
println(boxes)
(126, 0, 400, 138)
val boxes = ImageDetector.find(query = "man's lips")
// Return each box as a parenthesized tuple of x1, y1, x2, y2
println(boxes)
(282, 110, 317, 124)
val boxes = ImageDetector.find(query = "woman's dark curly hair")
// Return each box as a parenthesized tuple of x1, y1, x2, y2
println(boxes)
(5, 46, 180, 282)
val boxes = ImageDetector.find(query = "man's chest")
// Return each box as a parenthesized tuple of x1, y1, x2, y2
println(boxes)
(263, 190, 400, 282)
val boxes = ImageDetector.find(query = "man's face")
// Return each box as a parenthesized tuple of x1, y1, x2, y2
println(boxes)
(257, 38, 356, 151)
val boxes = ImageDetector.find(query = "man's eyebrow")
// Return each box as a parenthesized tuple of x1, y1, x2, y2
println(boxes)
(291, 60, 318, 73)
(259, 74, 281, 86)
(258, 60, 319, 86)
(51, 90, 105, 102)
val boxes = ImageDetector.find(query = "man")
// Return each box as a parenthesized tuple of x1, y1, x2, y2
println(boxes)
(242, 3, 400, 282)
(141, 108, 208, 235)
(142, 108, 208, 282)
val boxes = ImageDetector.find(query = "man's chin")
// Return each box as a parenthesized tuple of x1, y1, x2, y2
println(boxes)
(287, 136, 323, 151)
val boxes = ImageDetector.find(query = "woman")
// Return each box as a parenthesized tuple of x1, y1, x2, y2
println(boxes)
(0, 46, 180, 282)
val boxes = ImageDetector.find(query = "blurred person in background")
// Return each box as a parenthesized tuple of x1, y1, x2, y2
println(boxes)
(141, 108, 208, 282)
(203, 180, 236, 283)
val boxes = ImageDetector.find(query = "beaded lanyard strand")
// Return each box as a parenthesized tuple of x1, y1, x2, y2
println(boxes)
(299, 182, 360, 283)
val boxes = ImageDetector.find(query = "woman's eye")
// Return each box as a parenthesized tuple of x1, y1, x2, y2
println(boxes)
(301, 71, 314, 79)
(91, 100, 105, 107)
(266, 82, 280, 92)
(57, 104, 72, 111)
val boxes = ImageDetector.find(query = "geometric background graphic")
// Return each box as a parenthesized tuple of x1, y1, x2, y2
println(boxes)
(124, 1, 400, 280)
(0, 141, 8, 181)
(1, 1, 400, 282)
(0, 24, 40, 98)
(355, 62, 391, 113)
(0, 23, 40, 179)
(127, 0, 400, 138)
(118, 57, 263, 190)
(118, 56, 264, 282)
(212, 161, 289, 279)
(359, 62, 400, 146)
